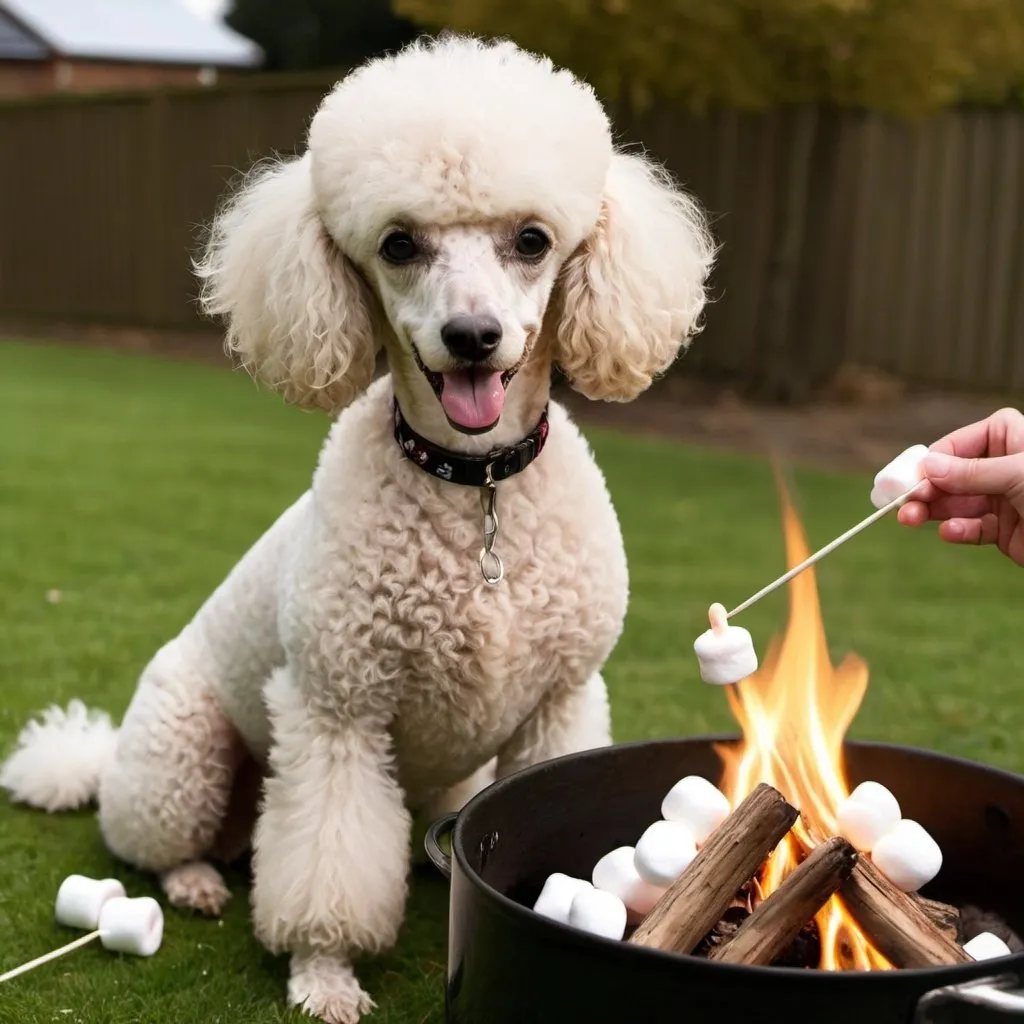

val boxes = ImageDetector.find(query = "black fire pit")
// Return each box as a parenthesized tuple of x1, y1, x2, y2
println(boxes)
(425, 737, 1024, 1024)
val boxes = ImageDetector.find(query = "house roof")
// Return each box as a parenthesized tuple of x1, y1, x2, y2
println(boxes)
(0, 8, 47, 60)
(0, 0, 262, 67)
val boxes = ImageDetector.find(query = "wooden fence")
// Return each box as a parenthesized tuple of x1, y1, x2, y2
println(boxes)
(1, 74, 1022, 392)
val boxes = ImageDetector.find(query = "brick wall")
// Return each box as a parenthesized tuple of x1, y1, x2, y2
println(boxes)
(0, 59, 221, 98)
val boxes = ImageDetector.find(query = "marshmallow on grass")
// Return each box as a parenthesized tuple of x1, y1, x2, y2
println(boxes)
(870, 819, 943, 892)
(870, 444, 930, 509)
(837, 782, 902, 853)
(661, 776, 731, 844)
(694, 603, 758, 686)
(533, 873, 593, 925)
(98, 896, 164, 957)
(592, 846, 665, 917)
(634, 821, 697, 887)
(55, 874, 126, 930)
(0, 888, 163, 984)
(567, 887, 627, 941)
(964, 931, 1013, 962)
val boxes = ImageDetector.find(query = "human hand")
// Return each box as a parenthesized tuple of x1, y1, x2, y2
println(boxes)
(897, 407, 1024, 566)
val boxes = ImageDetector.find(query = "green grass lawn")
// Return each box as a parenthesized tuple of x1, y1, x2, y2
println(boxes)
(1, 339, 1021, 1024)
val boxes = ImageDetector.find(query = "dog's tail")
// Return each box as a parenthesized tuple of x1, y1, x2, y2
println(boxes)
(1, 699, 118, 812)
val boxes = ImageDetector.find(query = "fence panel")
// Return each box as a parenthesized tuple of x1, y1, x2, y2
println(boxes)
(1, 77, 1022, 392)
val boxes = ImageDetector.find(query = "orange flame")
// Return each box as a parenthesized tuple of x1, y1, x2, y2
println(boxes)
(716, 476, 892, 970)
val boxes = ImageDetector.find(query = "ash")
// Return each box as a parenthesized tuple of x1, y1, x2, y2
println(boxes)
(959, 905, 1024, 952)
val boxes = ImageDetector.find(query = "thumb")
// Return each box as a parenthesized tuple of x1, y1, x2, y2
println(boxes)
(923, 451, 1024, 499)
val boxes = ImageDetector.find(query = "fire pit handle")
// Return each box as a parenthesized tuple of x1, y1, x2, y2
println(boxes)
(915, 973, 1024, 1021)
(424, 813, 457, 882)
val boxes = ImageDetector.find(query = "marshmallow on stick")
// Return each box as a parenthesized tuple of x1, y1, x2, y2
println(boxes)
(699, 443, 931, 659)
(693, 603, 758, 685)
(55, 874, 126, 930)
(870, 445, 930, 509)
(0, 895, 163, 984)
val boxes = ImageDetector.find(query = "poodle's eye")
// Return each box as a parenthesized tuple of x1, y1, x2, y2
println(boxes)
(514, 227, 550, 259)
(380, 231, 419, 264)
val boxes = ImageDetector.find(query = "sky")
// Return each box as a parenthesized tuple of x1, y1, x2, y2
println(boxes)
(178, 0, 228, 20)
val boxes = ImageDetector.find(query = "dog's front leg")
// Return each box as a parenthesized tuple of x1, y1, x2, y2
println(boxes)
(496, 671, 613, 780)
(253, 668, 411, 1024)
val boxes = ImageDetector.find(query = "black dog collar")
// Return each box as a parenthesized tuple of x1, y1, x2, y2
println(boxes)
(393, 401, 550, 487)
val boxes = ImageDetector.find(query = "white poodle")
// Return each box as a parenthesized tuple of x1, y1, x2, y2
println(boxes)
(1, 34, 713, 1023)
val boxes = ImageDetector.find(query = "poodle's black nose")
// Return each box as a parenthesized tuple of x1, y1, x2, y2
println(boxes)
(441, 315, 503, 363)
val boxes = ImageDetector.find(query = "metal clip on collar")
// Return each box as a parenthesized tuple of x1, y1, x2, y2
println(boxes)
(479, 471, 503, 586)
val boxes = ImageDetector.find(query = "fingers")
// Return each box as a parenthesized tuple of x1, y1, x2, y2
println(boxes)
(898, 495, 992, 527)
(939, 515, 1000, 546)
(921, 451, 1024, 498)
(928, 420, 991, 460)
(928, 407, 1024, 460)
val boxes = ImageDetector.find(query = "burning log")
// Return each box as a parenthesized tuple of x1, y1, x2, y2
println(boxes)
(916, 895, 962, 944)
(840, 857, 971, 968)
(629, 783, 798, 955)
(711, 837, 858, 966)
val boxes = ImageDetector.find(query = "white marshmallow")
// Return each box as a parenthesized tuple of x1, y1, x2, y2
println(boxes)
(964, 931, 1012, 962)
(533, 873, 593, 925)
(98, 896, 163, 956)
(592, 846, 665, 917)
(870, 819, 942, 892)
(567, 887, 627, 941)
(661, 776, 731, 844)
(693, 605, 758, 686)
(55, 875, 126, 931)
(837, 782, 902, 852)
(634, 820, 698, 887)
(870, 444, 930, 508)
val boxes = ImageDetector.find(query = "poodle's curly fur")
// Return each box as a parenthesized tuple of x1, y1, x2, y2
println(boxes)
(1, 34, 714, 1023)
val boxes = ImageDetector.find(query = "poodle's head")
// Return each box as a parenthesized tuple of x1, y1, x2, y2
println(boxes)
(197, 35, 715, 435)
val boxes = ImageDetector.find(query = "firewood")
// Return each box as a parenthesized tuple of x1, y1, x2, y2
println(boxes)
(711, 837, 858, 965)
(629, 783, 798, 954)
(840, 857, 971, 968)
(915, 895, 962, 944)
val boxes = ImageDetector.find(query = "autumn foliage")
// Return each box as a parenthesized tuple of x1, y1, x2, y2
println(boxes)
(395, 0, 1024, 115)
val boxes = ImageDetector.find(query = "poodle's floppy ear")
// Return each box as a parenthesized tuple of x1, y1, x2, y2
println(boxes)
(553, 152, 715, 402)
(196, 154, 377, 413)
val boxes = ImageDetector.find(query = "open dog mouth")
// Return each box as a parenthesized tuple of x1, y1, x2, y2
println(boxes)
(412, 348, 522, 435)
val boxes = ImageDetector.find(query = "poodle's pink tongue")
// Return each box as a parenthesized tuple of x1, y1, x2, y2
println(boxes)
(440, 370, 505, 430)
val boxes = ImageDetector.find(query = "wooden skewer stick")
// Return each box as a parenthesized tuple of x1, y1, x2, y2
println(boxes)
(726, 482, 923, 620)
(711, 836, 858, 966)
(629, 783, 799, 955)
(0, 931, 101, 983)
(840, 856, 971, 968)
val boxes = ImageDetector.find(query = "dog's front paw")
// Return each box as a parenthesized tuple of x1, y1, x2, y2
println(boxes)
(289, 949, 375, 1024)
(161, 861, 232, 916)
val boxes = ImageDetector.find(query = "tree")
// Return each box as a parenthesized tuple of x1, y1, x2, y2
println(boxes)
(226, 0, 418, 72)
(395, 0, 1024, 116)
(396, 0, 1024, 399)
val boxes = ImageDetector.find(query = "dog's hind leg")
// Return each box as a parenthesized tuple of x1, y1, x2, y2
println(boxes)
(98, 638, 247, 916)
